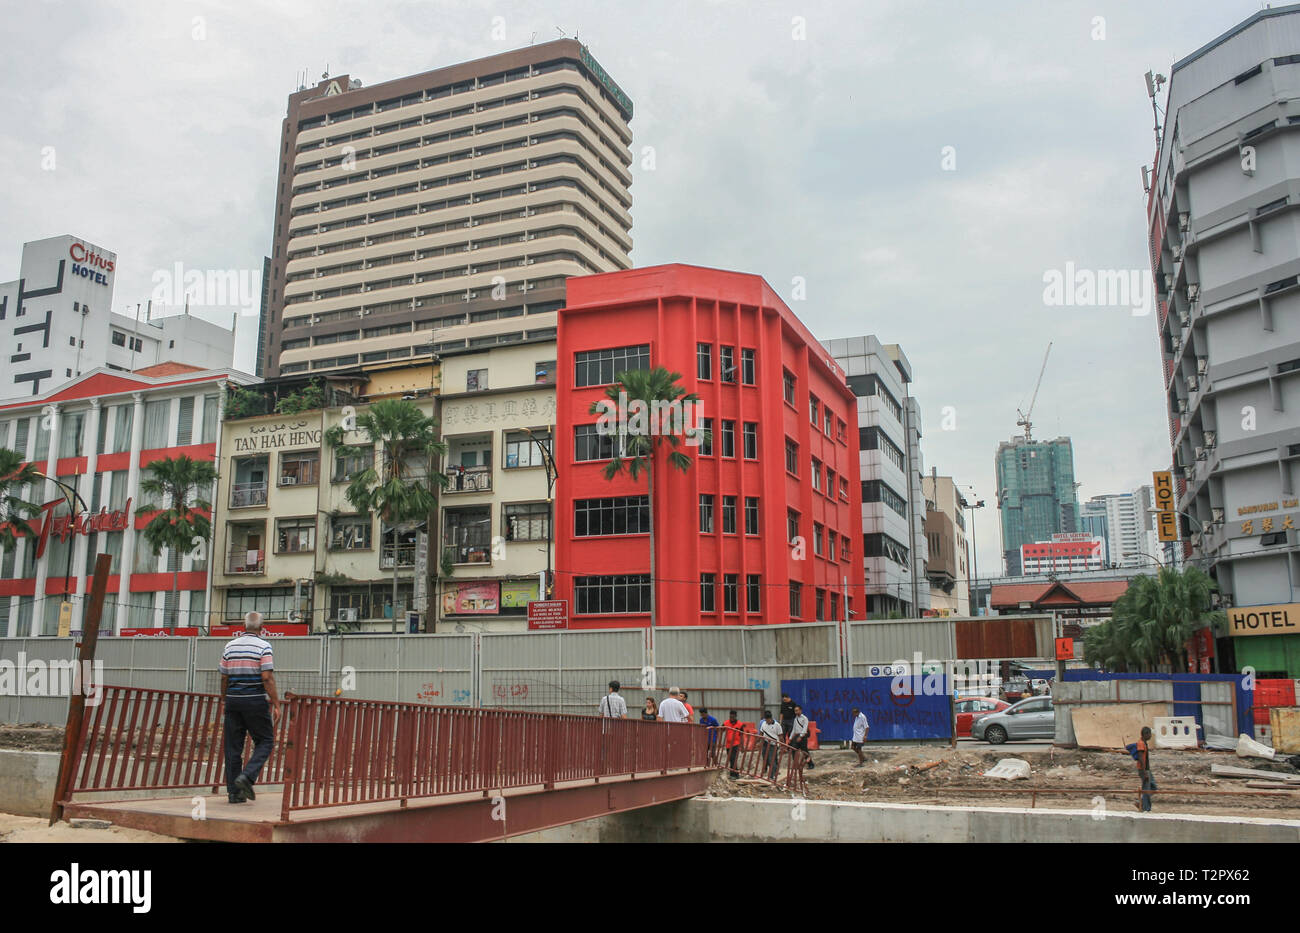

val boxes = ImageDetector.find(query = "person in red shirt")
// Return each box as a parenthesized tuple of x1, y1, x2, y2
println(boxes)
(722, 710, 744, 778)
(680, 690, 695, 723)
(1136, 726, 1156, 812)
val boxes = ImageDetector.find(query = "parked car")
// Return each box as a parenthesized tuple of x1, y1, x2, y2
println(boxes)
(970, 696, 1056, 744)
(955, 697, 1010, 737)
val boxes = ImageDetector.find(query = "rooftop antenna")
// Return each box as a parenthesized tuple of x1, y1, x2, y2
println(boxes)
(1144, 70, 1167, 149)
(323, 64, 330, 80)
(529, 31, 537, 44)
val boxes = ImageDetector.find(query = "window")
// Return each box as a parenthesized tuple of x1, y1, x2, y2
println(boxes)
(574, 344, 649, 387)
(847, 374, 902, 421)
(279, 450, 320, 486)
(746, 574, 761, 613)
(59, 412, 85, 457)
(811, 458, 823, 492)
(744, 497, 760, 535)
(224, 586, 295, 623)
(813, 523, 825, 556)
(574, 574, 651, 614)
(785, 438, 798, 474)
(697, 342, 712, 380)
(721, 420, 736, 458)
(700, 573, 717, 612)
(201, 395, 219, 444)
(721, 496, 737, 534)
(467, 368, 488, 391)
(862, 479, 907, 517)
(865, 532, 910, 566)
(504, 429, 551, 468)
(826, 469, 836, 498)
(742, 422, 757, 459)
(842, 534, 851, 563)
(823, 407, 833, 436)
(330, 516, 372, 550)
(789, 582, 802, 619)
(442, 505, 491, 563)
(504, 502, 550, 541)
(334, 446, 374, 481)
(829, 534, 837, 562)
(143, 399, 169, 449)
(836, 418, 846, 442)
(574, 496, 649, 536)
(699, 417, 714, 456)
(840, 477, 849, 500)
(860, 427, 905, 470)
(723, 574, 739, 613)
(783, 370, 795, 405)
(720, 346, 736, 383)
(809, 395, 819, 426)
(699, 494, 715, 533)
(741, 348, 755, 385)
(535, 360, 557, 385)
(815, 588, 826, 621)
(277, 517, 316, 553)
(111, 331, 126, 347)
(574, 423, 623, 461)
(787, 509, 800, 543)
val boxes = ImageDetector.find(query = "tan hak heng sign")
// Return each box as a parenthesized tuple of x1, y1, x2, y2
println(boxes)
(1228, 603, 1300, 637)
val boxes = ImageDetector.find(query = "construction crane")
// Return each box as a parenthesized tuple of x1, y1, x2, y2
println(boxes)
(1016, 342, 1053, 442)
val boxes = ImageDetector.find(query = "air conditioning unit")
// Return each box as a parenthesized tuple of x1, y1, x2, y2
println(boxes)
(338, 608, 359, 623)
(1178, 310, 1190, 327)
(1212, 507, 1225, 524)
(1179, 212, 1190, 232)
(1197, 358, 1208, 376)
(1177, 399, 1188, 415)
(1187, 283, 1200, 302)
(1164, 273, 1175, 291)
(1184, 465, 1196, 481)
(278, 476, 298, 487)
(1187, 376, 1198, 393)
(1195, 445, 1206, 460)
(1204, 430, 1217, 448)
(1172, 245, 1183, 262)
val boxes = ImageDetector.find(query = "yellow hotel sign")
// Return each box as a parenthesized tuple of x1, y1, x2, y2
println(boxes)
(1228, 603, 1300, 638)
(1152, 471, 1178, 542)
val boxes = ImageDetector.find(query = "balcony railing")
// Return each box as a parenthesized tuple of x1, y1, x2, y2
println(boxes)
(230, 482, 268, 508)
(227, 548, 265, 575)
(445, 466, 492, 494)
(380, 545, 417, 570)
(444, 544, 491, 565)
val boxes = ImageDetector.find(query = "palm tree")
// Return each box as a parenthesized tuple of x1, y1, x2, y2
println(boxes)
(588, 367, 703, 632)
(332, 399, 447, 633)
(136, 455, 218, 630)
(0, 447, 40, 552)
(1083, 566, 1221, 671)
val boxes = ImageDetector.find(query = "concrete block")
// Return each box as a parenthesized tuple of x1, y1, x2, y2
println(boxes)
(0, 749, 61, 818)
(984, 758, 1030, 780)
(1153, 716, 1199, 749)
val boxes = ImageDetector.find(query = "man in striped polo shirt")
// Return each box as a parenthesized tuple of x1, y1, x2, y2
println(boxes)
(219, 611, 280, 804)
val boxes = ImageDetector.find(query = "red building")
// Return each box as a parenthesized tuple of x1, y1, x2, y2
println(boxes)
(555, 264, 865, 628)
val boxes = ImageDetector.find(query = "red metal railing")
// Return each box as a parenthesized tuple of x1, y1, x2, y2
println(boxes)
(278, 694, 716, 819)
(711, 725, 808, 796)
(68, 684, 291, 794)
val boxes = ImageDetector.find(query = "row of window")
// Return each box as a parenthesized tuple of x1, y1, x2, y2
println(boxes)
(698, 495, 761, 535)
(572, 573, 847, 621)
(0, 395, 219, 461)
(696, 343, 756, 385)
(787, 509, 854, 564)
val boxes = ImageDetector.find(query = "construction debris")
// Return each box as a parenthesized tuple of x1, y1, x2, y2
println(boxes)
(1236, 733, 1277, 761)
(984, 759, 1031, 780)
(1209, 763, 1300, 782)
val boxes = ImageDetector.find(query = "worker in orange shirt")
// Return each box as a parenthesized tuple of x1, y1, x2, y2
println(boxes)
(1135, 726, 1156, 812)
(722, 709, 743, 778)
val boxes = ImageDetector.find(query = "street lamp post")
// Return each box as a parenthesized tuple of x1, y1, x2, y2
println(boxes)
(963, 488, 986, 617)
(33, 471, 90, 634)
(521, 426, 556, 601)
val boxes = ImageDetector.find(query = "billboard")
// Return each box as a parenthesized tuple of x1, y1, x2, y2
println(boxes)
(441, 581, 500, 615)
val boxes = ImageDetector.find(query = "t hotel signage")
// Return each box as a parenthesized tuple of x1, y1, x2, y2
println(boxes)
(1152, 471, 1177, 543)
(1228, 603, 1300, 637)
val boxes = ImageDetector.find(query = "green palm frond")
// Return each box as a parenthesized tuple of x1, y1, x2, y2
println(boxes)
(0, 447, 41, 550)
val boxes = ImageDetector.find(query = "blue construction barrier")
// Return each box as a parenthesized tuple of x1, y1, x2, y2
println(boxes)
(782, 676, 952, 743)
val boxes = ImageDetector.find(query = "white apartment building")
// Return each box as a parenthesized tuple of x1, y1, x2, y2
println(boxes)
(825, 335, 929, 618)
(1, 235, 237, 399)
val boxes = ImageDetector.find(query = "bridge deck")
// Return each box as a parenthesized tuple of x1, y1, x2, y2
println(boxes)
(63, 767, 716, 842)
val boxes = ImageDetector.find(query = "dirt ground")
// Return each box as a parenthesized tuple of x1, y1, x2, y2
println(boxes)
(711, 742, 1300, 819)
(0, 724, 65, 752)
(0, 812, 180, 843)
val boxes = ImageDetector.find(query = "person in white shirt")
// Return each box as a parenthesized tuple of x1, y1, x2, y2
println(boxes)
(759, 711, 784, 782)
(788, 705, 813, 770)
(599, 680, 627, 718)
(657, 687, 690, 723)
(850, 707, 870, 767)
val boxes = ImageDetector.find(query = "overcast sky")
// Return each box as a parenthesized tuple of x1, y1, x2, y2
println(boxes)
(0, 0, 1270, 573)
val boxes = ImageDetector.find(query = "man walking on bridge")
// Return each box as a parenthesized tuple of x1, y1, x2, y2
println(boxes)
(220, 611, 280, 804)
(599, 680, 627, 718)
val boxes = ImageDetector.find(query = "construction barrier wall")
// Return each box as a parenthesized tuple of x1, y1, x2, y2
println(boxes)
(1051, 674, 1249, 746)
(783, 675, 953, 743)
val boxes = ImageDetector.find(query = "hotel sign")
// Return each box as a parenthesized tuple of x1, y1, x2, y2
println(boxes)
(579, 45, 632, 118)
(34, 499, 134, 559)
(1153, 471, 1178, 543)
(1228, 603, 1300, 637)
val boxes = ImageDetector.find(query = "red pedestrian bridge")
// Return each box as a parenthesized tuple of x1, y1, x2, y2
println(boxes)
(58, 686, 805, 842)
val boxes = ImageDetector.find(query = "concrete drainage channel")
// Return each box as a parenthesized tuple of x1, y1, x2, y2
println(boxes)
(511, 796, 1300, 843)
(9, 747, 1300, 843)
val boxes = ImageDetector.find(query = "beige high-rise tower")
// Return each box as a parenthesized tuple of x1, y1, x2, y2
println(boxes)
(260, 40, 633, 378)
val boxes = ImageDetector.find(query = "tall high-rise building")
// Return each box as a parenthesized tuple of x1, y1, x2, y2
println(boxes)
(1147, 5, 1300, 654)
(1079, 488, 1161, 570)
(825, 336, 929, 618)
(260, 40, 633, 379)
(995, 435, 1078, 576)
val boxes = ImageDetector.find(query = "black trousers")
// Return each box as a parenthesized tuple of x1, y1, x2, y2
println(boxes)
(223, 695, 275, 795)
(727, 745, 740, 776)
